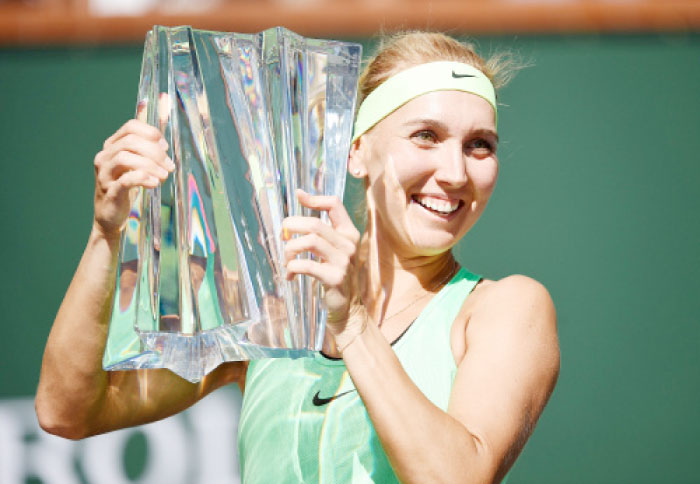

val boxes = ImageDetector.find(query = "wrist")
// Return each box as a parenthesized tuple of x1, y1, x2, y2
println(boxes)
(90, 220, 122, 248)
(334, 304, 369, 354)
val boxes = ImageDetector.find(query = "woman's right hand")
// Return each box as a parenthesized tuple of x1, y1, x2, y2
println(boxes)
(36, 117, 250, 440)
(92, 119, 174, 240)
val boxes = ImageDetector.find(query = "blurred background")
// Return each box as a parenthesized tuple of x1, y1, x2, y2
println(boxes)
(1, 1, 699, 483)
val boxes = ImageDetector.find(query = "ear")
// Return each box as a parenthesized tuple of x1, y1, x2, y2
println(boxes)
(347, 136, 368, 179)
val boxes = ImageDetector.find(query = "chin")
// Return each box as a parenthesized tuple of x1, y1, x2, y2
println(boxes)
(405, 212, 476, 253)
(407, 231, 461, 256)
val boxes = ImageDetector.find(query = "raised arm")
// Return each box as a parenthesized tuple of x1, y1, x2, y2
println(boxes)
(35, 119, 245, 440)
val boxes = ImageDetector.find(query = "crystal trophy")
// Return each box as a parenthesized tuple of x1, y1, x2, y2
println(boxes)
(103, 25, 362, 382)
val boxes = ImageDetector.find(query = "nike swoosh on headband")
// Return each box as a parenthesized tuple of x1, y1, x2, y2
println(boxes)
(312, 389, 355, 406)
(352, 61, 497, 142)
(451, 71, 476, 78)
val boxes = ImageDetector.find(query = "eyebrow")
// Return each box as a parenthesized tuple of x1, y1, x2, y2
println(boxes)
(402, 118, 499, 144)
(471, 129, 500, 144)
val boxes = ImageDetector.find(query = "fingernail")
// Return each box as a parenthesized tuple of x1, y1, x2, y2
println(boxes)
(165, 157, 175, 170)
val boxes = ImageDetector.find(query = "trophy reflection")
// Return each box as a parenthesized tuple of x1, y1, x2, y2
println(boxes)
(103, 25, 362, 382)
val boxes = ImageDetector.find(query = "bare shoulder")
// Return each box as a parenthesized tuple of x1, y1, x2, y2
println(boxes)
(468, 274, 556, 330)
(455, 274, 558, 366)
(447, 275, 560, 481)
(465, 274, 560, 386)
(453, 275, 557, 364)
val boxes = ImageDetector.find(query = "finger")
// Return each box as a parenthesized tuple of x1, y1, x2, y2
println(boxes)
(296, 189, 358, 241)
(105, 170, 160, 200)
(106, 134, 173, 172)
(104, 119, 163, 149)
(282, 216, 356, 256)
(285, 258, 345, 287)
(136, 94, 171, 129)
(98, 151, 170, 188)
(135, 100, 148, 123)
(284, 233, 348, 266)
(158, 92, 171, 130)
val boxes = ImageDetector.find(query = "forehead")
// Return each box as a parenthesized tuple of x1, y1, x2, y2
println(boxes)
(381, 90, 497, 132)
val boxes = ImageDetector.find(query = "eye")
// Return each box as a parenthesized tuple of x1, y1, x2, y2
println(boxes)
(411, 129, 438, 145)
(465, 138, 496, 156)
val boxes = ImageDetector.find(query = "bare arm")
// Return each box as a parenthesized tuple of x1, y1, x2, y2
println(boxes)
(342, 275, 560, 484)
(35, 119, 245, 440)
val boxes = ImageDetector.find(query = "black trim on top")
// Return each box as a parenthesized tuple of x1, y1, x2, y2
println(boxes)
(319, 318, 417, 361)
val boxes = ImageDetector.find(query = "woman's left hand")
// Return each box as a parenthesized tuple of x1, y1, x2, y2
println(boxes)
(282, 189, 366, 350)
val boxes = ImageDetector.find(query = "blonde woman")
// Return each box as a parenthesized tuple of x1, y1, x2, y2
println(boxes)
(37, 32, 560, 484)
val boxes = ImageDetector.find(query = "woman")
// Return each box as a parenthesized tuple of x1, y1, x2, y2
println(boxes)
(36, 32, 560, 484)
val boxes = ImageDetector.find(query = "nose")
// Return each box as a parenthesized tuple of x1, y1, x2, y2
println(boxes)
(434, 141, 468, 188)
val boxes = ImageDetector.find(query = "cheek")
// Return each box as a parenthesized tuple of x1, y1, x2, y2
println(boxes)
(470, 162, 499, 197)
(387, 153, 434, 194)
(378, 152, 425, 197)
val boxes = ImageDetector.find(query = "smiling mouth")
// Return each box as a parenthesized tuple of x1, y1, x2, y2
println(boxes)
(411, 194, 464, 216)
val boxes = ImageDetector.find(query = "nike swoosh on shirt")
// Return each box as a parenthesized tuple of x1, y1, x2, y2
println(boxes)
(312, 389, 355, 406)
(451, 71, 476, 78)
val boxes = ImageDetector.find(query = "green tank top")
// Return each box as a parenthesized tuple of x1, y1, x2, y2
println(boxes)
(238, 267, 511, 484)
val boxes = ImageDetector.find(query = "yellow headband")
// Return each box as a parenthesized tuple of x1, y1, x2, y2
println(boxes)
(352, 61, 497, 142)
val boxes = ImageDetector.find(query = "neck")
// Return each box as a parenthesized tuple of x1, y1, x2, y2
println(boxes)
(359, 218, 458, 325)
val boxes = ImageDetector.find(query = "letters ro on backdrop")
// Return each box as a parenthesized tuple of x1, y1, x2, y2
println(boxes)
(0, 388, 243, 484)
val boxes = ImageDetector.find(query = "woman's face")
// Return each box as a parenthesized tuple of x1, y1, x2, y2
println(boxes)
(351, 90, 499, 257)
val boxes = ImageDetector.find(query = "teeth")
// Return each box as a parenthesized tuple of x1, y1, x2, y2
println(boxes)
(414, 195, 460, 214)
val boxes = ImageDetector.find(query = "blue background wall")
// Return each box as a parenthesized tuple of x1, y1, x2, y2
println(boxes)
(1, 33, 698, 483)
